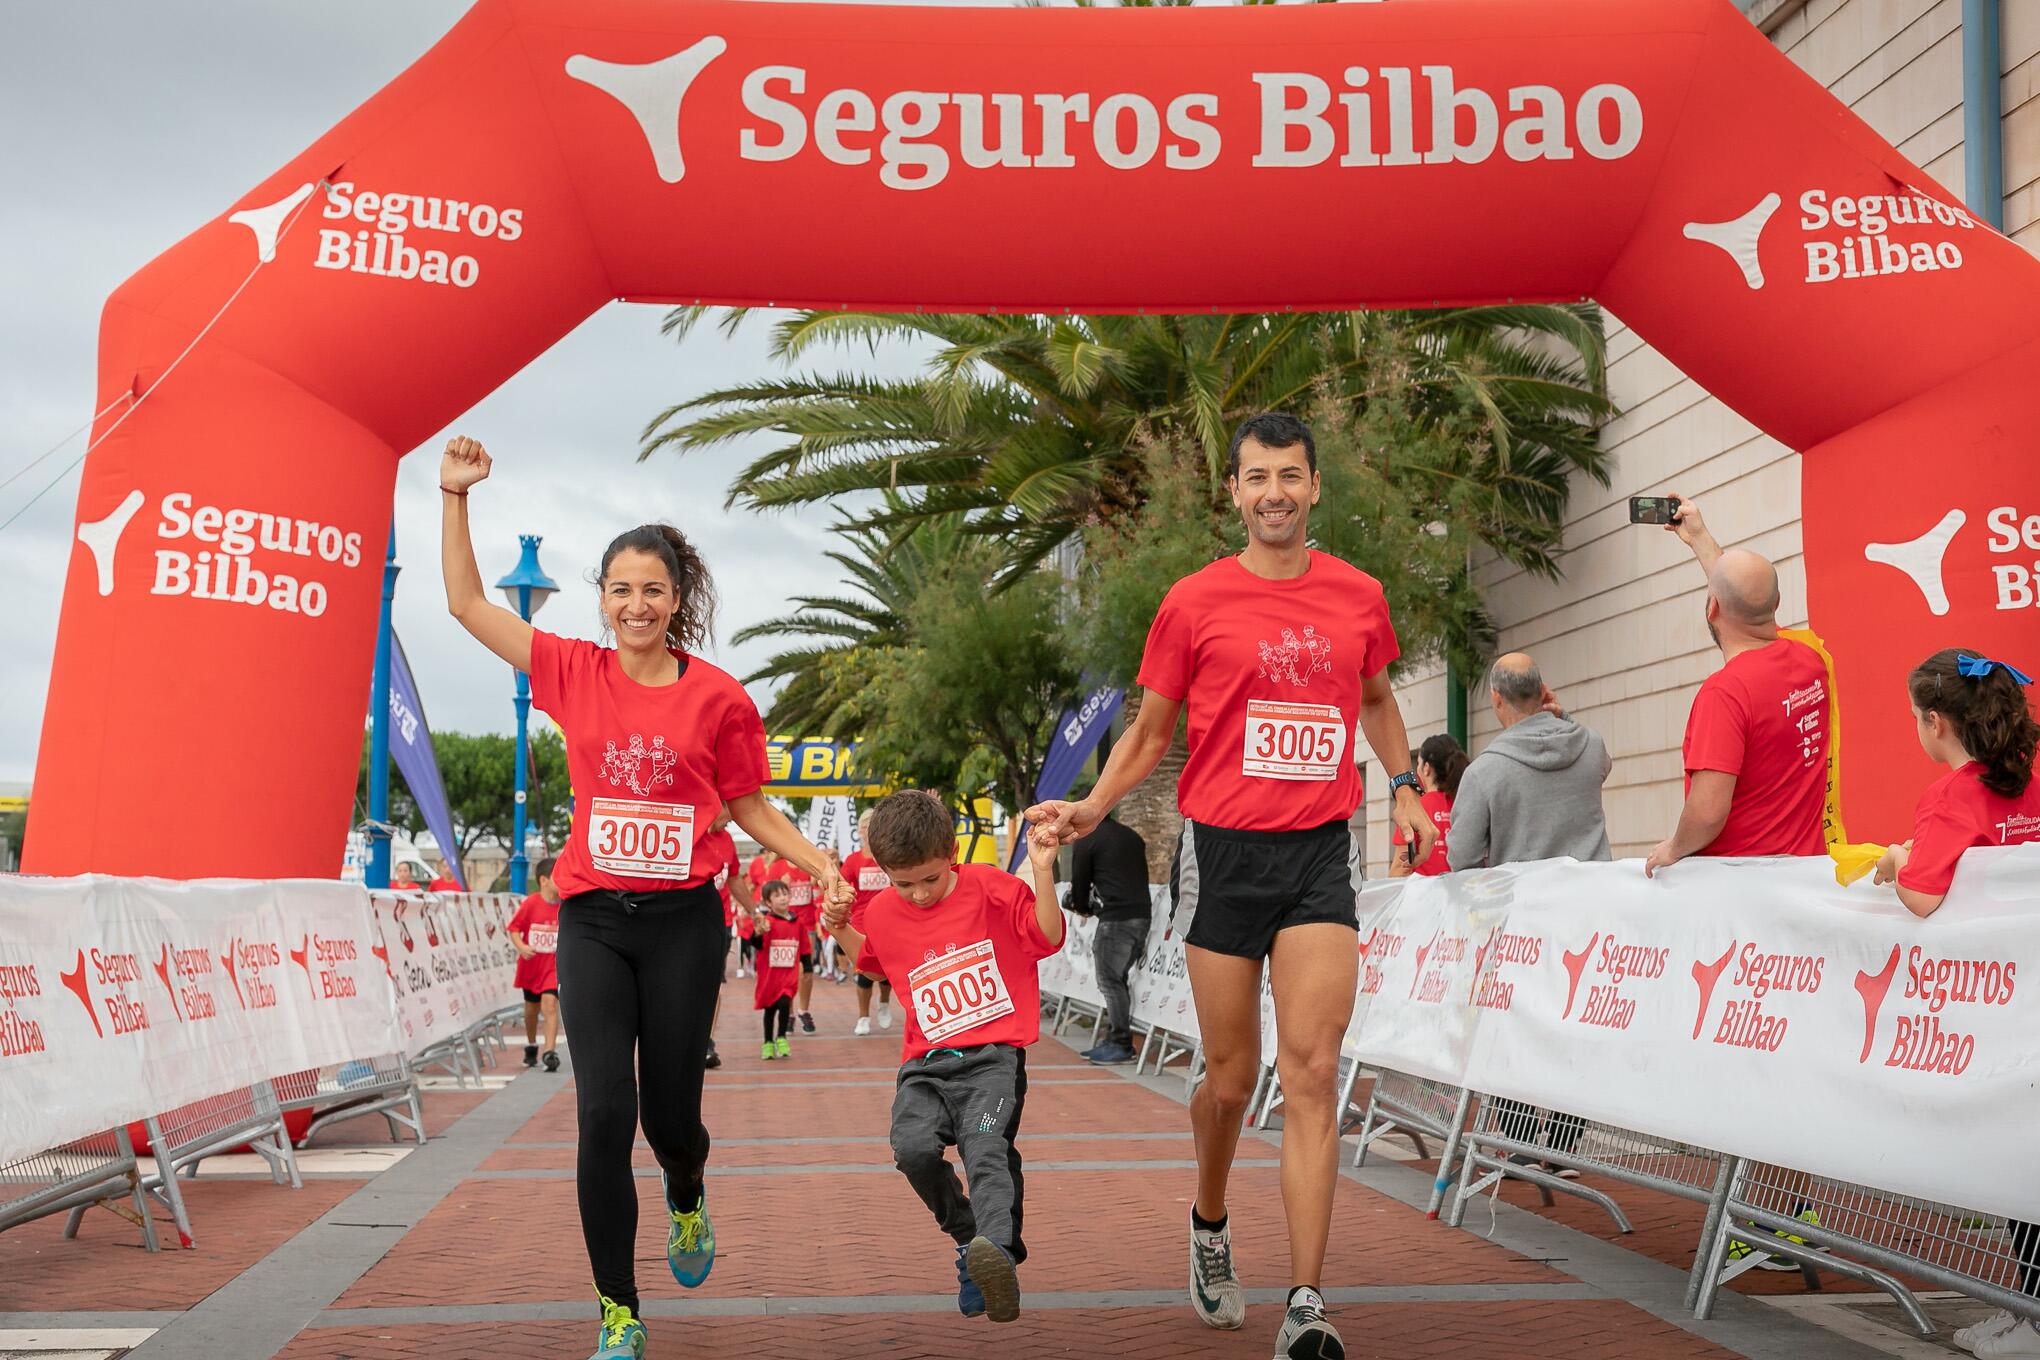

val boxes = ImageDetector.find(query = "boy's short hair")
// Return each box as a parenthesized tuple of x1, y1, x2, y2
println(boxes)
(535, 857, 557, 881)
(760, 879, 791, 901)
(866, 790, 955, 870)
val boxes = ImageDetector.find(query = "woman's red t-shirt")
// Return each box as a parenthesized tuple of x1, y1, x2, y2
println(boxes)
(1390, 789, 1454, 876)
(1898, 761, 2040, 895)
(527, 631, 769, 898)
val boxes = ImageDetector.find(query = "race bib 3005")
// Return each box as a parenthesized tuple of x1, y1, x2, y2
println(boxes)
(767, 939, 798, 970)
(907, 939, 1014, 1045)
(1242, 699, 1347, 781)
(587, 798, 695, 877)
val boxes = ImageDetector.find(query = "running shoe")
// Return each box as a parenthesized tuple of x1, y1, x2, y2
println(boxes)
(854, 1017, 872, 1036)
(543, 1050, 561, 1073)
(1979, 1319, 2040, 1359)
(663, 1174, 715, 1288)
(523, 1044, 538, 1068)
(761, 1041, 776, 1061)
(877, 1002, 893, 1030)
(1087, 1042, 1136, 1065)
(1189, 1214, 1246, 1330)
(963, 1235, 1020, 1323)
(954, 1243, 987, 1317)
(774, 1035, 791, 1059)
(800, 1011, 816, 1034)
(704, 1044, 721, 1070)
(1960, 1310, 2023, 1353)
(589, 1294, 645, 1360)
(1727, 1207, 1819, 1271)
(1272, 1286, 1345, 1359)
(735, 966, 747, 978)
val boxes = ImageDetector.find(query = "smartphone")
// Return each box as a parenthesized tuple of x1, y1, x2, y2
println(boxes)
(1629, 495, 1682, 526)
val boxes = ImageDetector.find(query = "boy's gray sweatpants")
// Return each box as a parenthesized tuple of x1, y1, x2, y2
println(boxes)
(890, 1043, 1029, 1262)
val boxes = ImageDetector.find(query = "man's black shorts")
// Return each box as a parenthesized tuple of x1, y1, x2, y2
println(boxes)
(1172, 818, 1360, 960)
(521, 987, 559, 1004)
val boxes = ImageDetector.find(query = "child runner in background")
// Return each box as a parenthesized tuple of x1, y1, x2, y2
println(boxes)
(752, 880, 805, 1060)
(509, 857, 564, 1071)
(823, 791, 1064, 1325)
(766, 857, 821, 1031)
(1872, 649, 2040, 1360)
(840, 812, 895, 1036)
(696, 811, 752, 1071)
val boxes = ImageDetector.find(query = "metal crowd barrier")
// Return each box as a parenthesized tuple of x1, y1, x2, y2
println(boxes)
(1692, 1158, 2040, 1336)
(1349, 1067, 1472, 1217)
(0, 1127, 157, 1250)
(117, 1080, 301, 1248)
(274, 1053, 426, 1147)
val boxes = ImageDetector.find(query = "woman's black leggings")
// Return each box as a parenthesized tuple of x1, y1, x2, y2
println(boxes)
(762, 996, 792, 1041)
(557, 887, 723, 1314)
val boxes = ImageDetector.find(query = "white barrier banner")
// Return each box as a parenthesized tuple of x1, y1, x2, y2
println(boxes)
(369, 891, 520, 1055)
(0, 877, 397, 1165)
(1351, 850, 2040, 1222)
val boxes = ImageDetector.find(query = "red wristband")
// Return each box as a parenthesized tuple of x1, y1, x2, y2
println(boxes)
(439, 485, 468, 497)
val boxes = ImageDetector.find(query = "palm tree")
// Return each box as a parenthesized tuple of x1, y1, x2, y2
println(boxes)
(641, 305, 1614, 585)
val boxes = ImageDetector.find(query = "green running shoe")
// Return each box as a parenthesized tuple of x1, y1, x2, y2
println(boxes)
(761, 1040, 775, 1061)
(664, 1174, 715, 1288)
(774, 1035, 791, 1059)
(589, 1293, 645, 1360)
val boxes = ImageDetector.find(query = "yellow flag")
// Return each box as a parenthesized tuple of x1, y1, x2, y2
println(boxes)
(1779, 627, 1885, 884)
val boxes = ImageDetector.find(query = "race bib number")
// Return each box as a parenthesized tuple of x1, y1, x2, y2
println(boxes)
(787, 880, 815, 907)
(908, 940, 1013, 1045)
(529, 925, 558, 954)
(858, 866, 890, 894)
(767, 939, 798, 970)
(1242, 700, 1347, 781)
(587, 798, 694, 877)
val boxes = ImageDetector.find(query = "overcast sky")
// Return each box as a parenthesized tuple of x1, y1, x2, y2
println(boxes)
(0, 1, 1032, 788)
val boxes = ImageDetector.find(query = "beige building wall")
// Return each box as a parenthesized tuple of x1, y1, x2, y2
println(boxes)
(1361, 0, 2040, 871)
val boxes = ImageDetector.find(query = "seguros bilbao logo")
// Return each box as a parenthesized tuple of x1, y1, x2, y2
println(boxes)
(1857, 943, 2016, 1076)
(1685, 187, 1976, 290)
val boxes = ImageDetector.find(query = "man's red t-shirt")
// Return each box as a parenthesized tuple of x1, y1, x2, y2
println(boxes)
(427, 876, 462, 893)
(526, 631, 769, 898)
(1391, 790, 1454, 876)
(508, 894, 561, 993)
(1899, 761, 2040, 895)
(855, 863, 1060, 1061)
(766, 860, 819, 932)
(1682, 638, 1829, 857)
(752, 911, 807, 1007)
(1138, 553, 1400, 832)
(841, 849, 891, 932)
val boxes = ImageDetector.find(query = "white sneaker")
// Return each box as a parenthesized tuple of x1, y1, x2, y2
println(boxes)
(877, 1003, 893, 1030)
(734, 966, 746, 978)
(1272, 1286, 1344, 1359)
(1188, 1215, 1245, 1330)
(1957, 1309, 2021, 1353)
(853, 1017, 872, 1036)
(1978, 1319, 2040, 1359)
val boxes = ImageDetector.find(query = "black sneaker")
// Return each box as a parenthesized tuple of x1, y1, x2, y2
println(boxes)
(542, 1049, 561, 1073)
(522, 1044, 539, 1068)
(1087, 1042, 1137, 1066)
(799, 1012, 816, 1034)
(704, 1045, 722, 1070)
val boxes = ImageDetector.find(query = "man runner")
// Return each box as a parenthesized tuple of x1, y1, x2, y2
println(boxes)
(1029, 412, 1434, 1360)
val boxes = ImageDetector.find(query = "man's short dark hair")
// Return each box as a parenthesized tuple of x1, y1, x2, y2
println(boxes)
(867, 790, 955, 870)
(1226, 412, 1316, 480)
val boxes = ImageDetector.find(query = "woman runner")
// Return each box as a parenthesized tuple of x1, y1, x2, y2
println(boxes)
(439, 436, 850, 1360)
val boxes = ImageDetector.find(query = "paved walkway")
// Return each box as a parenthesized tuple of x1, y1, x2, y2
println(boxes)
(0, 973, 1990, 1359)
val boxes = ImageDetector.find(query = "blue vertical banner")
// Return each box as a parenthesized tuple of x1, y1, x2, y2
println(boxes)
(387, 633, 465, 889)
(1009, 683, 1124, 871)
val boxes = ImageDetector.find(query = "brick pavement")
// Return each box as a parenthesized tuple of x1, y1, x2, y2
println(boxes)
(5, 969, 1899, 1359)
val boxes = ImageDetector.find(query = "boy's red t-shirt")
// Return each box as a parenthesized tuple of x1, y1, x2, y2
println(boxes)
(526, 630, 769, 898)
(1682, 638, 1829, 857)
(1390, 790, 1454, 876)
(753, 911, 807, 1007)
(854, 863, 1060, 1061)
(508, 894, 561, 993)
(1899, 761, 2040, 895)
(1137, 553, 1400, 833)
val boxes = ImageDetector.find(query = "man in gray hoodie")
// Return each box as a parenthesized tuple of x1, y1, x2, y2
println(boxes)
(1447, 653, 1613, 871)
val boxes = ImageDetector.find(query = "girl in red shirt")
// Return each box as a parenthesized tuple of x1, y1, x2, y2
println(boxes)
(1389, 734, 1467, 877)
(439, 437, 850, 1360)
(1875, 649, 2040, 916)
(751, 880, 806, 1059)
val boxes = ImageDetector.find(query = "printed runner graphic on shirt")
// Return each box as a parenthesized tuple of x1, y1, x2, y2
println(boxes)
(601, 733, 677, 796)
(909, 940, 1012, 1045)
(1256, 625, 1333, 687)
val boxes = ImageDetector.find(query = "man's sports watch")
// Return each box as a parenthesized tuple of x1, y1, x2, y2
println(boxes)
(1388, 771, 1421, 800)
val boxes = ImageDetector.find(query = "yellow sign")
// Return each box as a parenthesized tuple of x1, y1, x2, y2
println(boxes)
(954, 796, 1000, 864)
(762, 736, 889, 798)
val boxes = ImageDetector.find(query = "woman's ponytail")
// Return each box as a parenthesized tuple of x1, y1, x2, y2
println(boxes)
(1419, 733, 1471, 800)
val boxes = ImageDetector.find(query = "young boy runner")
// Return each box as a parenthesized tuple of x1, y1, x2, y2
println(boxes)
(752, 880, 806, 1060)
(822, 790, 1063, 1325)
(841, 813, 895, 1035)
(508, 858, 563, 1071)
(765, 857, 822, 1031)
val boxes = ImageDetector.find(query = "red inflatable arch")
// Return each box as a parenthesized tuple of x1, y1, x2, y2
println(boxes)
(30, 0, 2040, 876)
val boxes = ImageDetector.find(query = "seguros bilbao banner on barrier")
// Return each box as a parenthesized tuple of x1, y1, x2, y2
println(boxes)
(369, 891, 520, 1055)
(0, 878, 399, 1166)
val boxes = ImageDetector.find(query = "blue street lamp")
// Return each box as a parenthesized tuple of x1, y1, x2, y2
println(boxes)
(496, 535, 557, 894)
(366, 522, 400, 889)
